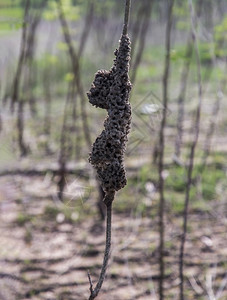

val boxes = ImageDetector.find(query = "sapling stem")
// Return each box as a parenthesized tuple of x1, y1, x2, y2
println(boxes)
(87, 1, 132, 299)
(158, 1, 175, 299)
(123, 0, 131, 35)
(179, 0, 203, 299)
(88, 199, 113, 300)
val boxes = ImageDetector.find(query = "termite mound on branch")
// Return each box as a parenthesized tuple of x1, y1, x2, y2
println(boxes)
(87, 34, 132, 204)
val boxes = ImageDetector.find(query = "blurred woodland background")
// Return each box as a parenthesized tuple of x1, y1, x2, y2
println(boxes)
(0, 0, 227, 299)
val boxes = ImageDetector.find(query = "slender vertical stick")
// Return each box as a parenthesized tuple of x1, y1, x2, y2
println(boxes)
(88, 199, 113, 300)
(123, 0, 131, 35)
(131, 0, 153, 84)
(174, 0, 203, 160)
(179, 1, 203, 299)
(202, 80, 224, 168)
(158, 1, 174, 299)
(78, 0, 94, 58)
(174, 33, 193, 160)
(11, 0, 30, 112)
(201, 3, 226, 169)
(56, 0, 92, 147)
(57, 82, 72, 200)
(17, 101, 28, 157)
(130, 2, 144, 61)
(88, 1, 131, 299)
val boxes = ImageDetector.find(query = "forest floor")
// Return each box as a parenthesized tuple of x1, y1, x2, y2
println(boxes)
(0, 172, 226, 300)
(1, 5, 227, 300)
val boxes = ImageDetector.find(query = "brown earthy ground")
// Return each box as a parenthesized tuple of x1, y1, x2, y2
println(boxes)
(0, 173, 226, 300)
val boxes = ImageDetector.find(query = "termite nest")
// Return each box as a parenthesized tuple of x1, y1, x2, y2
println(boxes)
(87, 34, 132, 196)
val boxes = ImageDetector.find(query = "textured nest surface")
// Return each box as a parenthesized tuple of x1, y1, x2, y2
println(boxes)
(87, 34, 132, 194)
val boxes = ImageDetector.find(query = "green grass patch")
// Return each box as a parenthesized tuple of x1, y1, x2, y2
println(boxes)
(43, 204, 82, 223)
(165, 165, 186, 192)
(0, 7, 23, 33)
(16, 213, 33, 226)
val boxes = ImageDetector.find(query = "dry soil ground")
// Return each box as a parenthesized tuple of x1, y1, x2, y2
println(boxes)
(0, 174, 226, 300)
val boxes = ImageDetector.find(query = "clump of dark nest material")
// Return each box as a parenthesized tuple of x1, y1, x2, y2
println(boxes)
(87, 34, 132, 198)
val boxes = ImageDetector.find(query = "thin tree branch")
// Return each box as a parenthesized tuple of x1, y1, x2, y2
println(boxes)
(88, 198, 113, 300)
(158, 1, 175, 299)
(179, 1, 203, 299)
(174, 32, 193, 160)
(88, 0, 132, 298)
(123, 0, 131, 35)
(25, 0, 47, 116)
(201, 9, 227, 169)
(131, 0, 153, 84)
(57, 82, 72, 200)
(130, 2, 145, 61)
(202, 80, 224, 168)
(78, 0, 94, 58)
(174, 0, 203, 160)
(11, 0, 30, 112)
(17, 101, 28, 157)
(56, 0, 92, 147)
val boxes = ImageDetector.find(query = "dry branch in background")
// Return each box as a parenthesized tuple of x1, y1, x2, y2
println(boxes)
(56, 0, 105, 218)
(130, 0, 153, 84)
(158, 1, 175, 299)
(87, 0, 132, 298)
(179, 0, 203, 299)
(174, 32, 193, 161)
(10, 0, 47, 157)
(25, 4, 46, 116)
(78, 0, 94, 58)
(11, 0, 30, 112)
(174, 0, 203, 161)
(57, 83, 73, 200)
(56, 0, 95, 202)
(202, 80, 225, 168)
(11, 0, 30, 157)
(201, 8, 227, 169)
(56, 0, 91, 148)
(130, 1, 145, 60)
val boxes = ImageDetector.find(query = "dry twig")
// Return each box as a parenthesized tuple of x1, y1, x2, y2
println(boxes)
(158, 1, 175, 299)
(179, 1, 203, 299)
(87, 1, 132, 299)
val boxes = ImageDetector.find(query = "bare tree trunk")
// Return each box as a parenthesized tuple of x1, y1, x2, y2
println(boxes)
(201, 2, 226, 169)
(67, 79, 80, 161)
(17, 101, 28, 157)
(25, 6, 45, 116)
(131, 0, 153, 84)
(12, 0, 46, 156)
(179, 1, 203, 298)
(57, 83, 72, 200)
(72, 96, 81, 160)
(56, 0, 108, 221)
(78, 0, 94, 58)
(174, 0, 203, 161)
(130, 5, 143, 60)
(56, 0, 92, 201)
(11, 0, 30, 112)
(43, 72, 52, 137)
(202, 96, 223, 166)
(202, 69, 226, 168)
(0, 112, 2, 133)
(43, 21, 55, 150)
(174, 34, 193, 160)
(158, 1, 174, 299)
(56, 0, 92, 148)
(0, 82, 2, 132)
